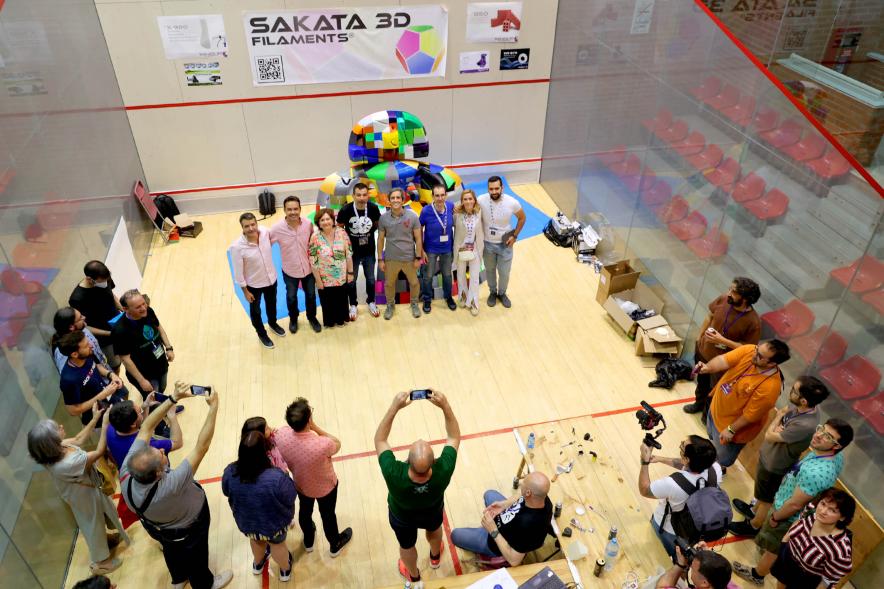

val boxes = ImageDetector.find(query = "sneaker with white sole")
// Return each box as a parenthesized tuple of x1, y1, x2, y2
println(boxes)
(398, 559, 423, 589)
(429, 542, 444, 569)
(349, 305, 357, 321)
(330, 527, 353, 558)
(279, 551, 294, 582)
(252, 544, 271, 575)
(368, 302, 380, 317)
(211, 570, 234, 589)
(384, 304, 395, 320)
(732, 562, 765, 586)
(410, 303, 421, 318)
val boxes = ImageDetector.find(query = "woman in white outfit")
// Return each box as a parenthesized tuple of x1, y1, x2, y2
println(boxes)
(454, 189, 484, 316)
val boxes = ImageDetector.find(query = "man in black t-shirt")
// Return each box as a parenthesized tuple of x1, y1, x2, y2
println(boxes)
(337, 182, 382, 318)
(451, 471, 553, 566)
(112, 290, 174, 401)
(68, 260, 124, 371)
(58, 330, 128, 425)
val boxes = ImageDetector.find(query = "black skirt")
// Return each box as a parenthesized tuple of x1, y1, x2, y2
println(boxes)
(771, 542, 822, 588)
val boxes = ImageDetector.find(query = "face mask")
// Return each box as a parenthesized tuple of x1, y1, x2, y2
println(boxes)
(94, 281, 109, 288)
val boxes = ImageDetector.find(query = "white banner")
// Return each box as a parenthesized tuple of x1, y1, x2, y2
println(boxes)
(157, 15, 228, 59)
(466, 2, 523, 43)
(243, 5, 448, 86)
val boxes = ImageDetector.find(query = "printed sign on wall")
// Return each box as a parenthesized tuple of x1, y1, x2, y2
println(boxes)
(242, 5, 448, 86)
(500, 48, 529, 70)
(158, 15, 228, 59)
(466, 2, 523, 43)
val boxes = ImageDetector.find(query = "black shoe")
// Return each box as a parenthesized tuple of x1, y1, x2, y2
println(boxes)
(422, 300, 432, 313)
(732, 498, 756, 520)
(308, 318, 322, 333)
(487, 292, 498, 307)
(446, 297, 457, 310)
(682, 402, 704, 414)
(728, 520, 760, 537)
(289, 319, 298, 334)
(269, 323, 286, 337)
(259, 334, 275, 349)
(330, 527, 352, 558)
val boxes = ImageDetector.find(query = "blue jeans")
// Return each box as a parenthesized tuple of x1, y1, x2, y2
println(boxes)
(347, 252, 376, 305)
(650, 515, 677, 558)
(450, 490, 506, 557)
(282, 271, 317, 320)
(482, 241, 514, 295)
(707, 413, 745, 467)
(420, 252, 453, 301)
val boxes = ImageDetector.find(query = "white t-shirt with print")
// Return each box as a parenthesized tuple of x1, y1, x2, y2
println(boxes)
(651, 463, 724, 534)
(477, 193, 521, 243)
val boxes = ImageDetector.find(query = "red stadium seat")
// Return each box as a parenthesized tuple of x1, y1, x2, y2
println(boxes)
(655, 195, 689, 223)
(853, 392, 884, 435)
(658, 120, 689, 144)
(642, 109, 673, 134)
(686, 228, 729, 259)
(861, 288, 884, 316)
(704, 84, 740, 112)
(690, 76, 722, 101)
(622, 170, 656, 193)
(668, 211, 707, 241)
(760, 119, 804, 150)
(761, 299, 814, 339)
(704, 157, 741, 189)
(728, 172, 766, 202)
(596, 144, 627, 166)
(750, 108, 780, 134)
(830, 255, 884, 293)
(820, 355, 881, 401)
(742, 188, 789, 222)
(782, 134, 828, 162)
(640, 178, 672, 208)
(789, 326, 847, 368)
(609, 153, 641, 177)
(721, 95, 756, 127)
(805, 148, 851, 181)
(672, 131, 706, 157)
(686, 144, 723, 171)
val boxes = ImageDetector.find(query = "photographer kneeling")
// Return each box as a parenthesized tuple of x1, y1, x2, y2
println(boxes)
(656, 541, 735, 589)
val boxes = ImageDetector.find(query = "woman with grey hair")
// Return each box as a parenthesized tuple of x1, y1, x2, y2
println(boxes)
(28, 408, 129, 575)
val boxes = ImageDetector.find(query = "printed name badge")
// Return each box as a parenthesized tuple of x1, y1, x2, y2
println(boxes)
(490, 229, 498, 236)
(358, 236, 369, 246)
(721, 382, 734, 396)
(439, 235, 449, 242)
(152, 343, 165, 360)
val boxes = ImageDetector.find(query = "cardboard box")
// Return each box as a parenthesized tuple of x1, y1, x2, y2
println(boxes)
(596, 260, 640, 305)
(635, 315, 683, 356)
(602, 282, 665, 335)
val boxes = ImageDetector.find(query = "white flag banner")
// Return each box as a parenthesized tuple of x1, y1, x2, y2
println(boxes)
(243, 5, 448, 86)
(157, 15, 228, 60)
(466, 2, 523, 43)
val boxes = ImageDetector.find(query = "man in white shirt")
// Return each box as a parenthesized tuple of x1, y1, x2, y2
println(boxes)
(270, 196, 322, 334)
(229, 213, 285, 349)
(638, 435, 722, 558)
(477, 176, 526, 308)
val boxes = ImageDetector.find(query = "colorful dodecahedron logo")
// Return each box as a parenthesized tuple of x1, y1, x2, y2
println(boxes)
(395, 26, 444, 75)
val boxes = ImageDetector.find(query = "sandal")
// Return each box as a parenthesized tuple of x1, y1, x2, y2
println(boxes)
(90, 558, 122, 575)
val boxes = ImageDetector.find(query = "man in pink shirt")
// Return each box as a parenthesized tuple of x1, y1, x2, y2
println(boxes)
(269, 196, 322, 334)
(228, 213, 285, 349)
(275, 397, 353, 557)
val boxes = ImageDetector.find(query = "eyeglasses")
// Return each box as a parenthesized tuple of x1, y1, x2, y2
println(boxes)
(816, 424, 838, 444)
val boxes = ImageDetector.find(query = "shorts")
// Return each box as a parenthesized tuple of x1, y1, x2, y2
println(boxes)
(771, 542, 822, 587)
(246, 528, 288, 544)
(755, 517, 789, 553)
(388, 507, 444, 549)
(754, 461, 786, 504)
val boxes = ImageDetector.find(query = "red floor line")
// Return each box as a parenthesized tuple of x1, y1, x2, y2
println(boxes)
(441, 509, 464, 576)
(262, 564, 270, 589)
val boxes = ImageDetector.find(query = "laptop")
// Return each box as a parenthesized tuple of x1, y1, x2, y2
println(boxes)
(518, 566, 567, 589)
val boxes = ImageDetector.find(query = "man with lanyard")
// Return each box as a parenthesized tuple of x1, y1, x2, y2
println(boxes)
(695, 340, 791, 467)
(377, 188, 423, 320)
(337, 182, 382, 319)
(270, 196, 322, 334)
(477, 176, 526, 309)
(728, 376, 829, 537)
(230, 212, 286, 348)
(419, 184, 457, 313)
(684, 278, 761, 418)
(731, 419, 853, 587)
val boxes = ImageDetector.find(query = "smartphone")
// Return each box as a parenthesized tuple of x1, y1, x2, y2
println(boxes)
(409, 389, 432, 401)
(191, 385, 212, 396)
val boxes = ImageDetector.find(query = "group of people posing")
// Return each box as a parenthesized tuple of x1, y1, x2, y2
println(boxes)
(228, 176, 527, 347)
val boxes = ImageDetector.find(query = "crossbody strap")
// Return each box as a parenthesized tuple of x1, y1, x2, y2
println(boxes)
(125, 474, 161, 523)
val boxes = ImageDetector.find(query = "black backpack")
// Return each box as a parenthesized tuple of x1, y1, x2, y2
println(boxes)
(258, 188, 276, 219)
(663, 468, 732, 543)
(153, 194, 181, 223)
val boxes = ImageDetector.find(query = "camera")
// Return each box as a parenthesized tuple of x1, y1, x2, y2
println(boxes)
(636, 400, 666, 449)
(674, 536, 696, 564)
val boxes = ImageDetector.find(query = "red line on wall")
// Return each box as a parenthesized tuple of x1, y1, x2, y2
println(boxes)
(126, 78, 551, 111)
(692, 0, 884, 197)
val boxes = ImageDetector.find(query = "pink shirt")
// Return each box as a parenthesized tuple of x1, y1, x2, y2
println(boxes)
(269, 218, 313, 278)
(229, 226, 276, 288)
(274, 426, 337, 498)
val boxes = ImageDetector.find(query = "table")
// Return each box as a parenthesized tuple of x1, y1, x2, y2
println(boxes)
(376, 559, 573, 589)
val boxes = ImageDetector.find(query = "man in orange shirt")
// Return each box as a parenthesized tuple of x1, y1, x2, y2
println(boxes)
(695, 341, 791, 467)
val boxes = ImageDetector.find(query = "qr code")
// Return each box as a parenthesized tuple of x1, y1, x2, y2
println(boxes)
(783, 29, 807, 50)
(256, 56, 284, 83)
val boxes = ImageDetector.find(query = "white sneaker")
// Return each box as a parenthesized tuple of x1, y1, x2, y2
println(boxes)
(368, 302, 380, 317)
(349, 305, 357, 321)
(211, 570, 233, 589)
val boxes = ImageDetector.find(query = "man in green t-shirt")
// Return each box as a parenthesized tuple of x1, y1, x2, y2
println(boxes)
(375, 390, 460, 589)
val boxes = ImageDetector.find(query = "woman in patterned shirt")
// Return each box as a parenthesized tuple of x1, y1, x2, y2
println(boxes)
(771, 488, 855, 588)
(309, 208, 353, 328)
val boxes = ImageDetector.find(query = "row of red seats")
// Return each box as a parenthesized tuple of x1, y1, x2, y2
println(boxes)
(689, 75, 852, 182)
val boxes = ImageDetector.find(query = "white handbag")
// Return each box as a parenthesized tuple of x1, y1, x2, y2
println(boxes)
(458, 249, 476, 262)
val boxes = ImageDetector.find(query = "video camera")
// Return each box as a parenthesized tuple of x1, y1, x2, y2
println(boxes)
(674, 536, 696, 564)
(636, 400, 666, 450)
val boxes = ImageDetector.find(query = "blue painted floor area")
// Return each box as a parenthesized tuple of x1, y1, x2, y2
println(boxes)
(227, 177, 550, 322)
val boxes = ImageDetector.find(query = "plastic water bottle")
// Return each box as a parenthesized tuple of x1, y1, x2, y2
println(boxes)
(527, 432, 536, 450)
(604, 537, 619, 571)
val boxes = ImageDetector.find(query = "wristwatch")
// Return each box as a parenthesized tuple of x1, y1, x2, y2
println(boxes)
(166, 346, 174, 351)
(490, 529, 500, 539)
(726, 425, 736, 435)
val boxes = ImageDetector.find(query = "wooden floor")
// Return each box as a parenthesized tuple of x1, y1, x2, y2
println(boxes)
(64, 185, 771, 588)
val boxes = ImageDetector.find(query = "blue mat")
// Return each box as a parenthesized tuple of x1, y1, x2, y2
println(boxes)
(228, 177, 550, 321)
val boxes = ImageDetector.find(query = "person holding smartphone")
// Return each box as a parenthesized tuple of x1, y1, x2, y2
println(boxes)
(374, 390, 461, 587)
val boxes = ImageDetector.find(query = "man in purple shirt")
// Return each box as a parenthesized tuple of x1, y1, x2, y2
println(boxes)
(107, 391, 183, 467)
(229, 212, 285, 348)
(419, 185, 457, 313)
(270, 196, 322, 334)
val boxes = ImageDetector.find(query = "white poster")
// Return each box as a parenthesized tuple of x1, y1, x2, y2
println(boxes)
(630, 0, 655, 35)
(157, 15, 228, 60)
(459, 50, 490, 73)
(466, 2, 523, 43)
(243, 5, 448, 86)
